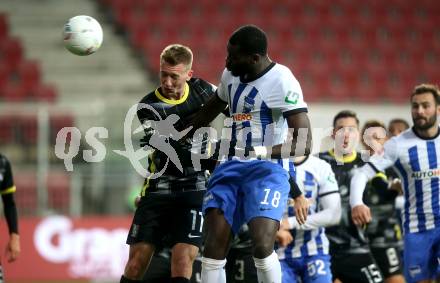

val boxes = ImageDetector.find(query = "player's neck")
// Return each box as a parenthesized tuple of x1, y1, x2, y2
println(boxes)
(242, 57, 272, 82)
(414, 125, 440, 139)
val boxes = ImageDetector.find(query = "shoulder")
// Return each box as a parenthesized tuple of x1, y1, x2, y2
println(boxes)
(188, 78, 216, 95)
(0, 154, 11, 172)
(303, 155, 333, 174)
(0, 154, 9, 165)
(317, 151, 333, 163)
(139, 90, 157, 104)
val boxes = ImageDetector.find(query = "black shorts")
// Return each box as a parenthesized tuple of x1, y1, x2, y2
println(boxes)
(225, 247, 258, 283)
(331, 252, 384, 283)
(126, 190, 205, 248)
(371, 246, 403, 279)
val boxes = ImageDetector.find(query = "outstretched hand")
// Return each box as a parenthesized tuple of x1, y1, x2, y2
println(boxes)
(5, 233, 20, 262)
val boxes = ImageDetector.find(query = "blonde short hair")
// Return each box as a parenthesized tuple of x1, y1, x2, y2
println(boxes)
(160, 44, 193, 70)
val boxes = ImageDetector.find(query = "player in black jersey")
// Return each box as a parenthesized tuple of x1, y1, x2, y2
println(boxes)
(361, 120, 404, 283)
(0, 154, 20, 282)
(224, 224, 258, 283)
(318, 110, 384, 283)
(121, 44, 219, 283)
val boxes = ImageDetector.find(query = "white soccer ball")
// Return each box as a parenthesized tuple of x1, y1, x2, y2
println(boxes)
(63, 15, 103, 56)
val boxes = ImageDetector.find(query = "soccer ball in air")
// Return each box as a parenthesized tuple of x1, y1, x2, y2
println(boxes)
(63, 15, 103, 56)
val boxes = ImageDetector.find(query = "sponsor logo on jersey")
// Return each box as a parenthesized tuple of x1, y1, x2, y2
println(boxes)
(187, 233, 201, 238)
(411, 169, 440, 179)
(284, 91, 299, 105)
(232, 113, 252, 122)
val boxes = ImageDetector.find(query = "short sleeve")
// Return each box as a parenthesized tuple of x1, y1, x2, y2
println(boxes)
(264, 66, 308, 114)
(368, 137, 398, 172)
(317, 161, 339, 196)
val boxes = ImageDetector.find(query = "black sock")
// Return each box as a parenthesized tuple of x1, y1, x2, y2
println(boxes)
(120, 275, 142, 283)
(170, 277, 190, 283)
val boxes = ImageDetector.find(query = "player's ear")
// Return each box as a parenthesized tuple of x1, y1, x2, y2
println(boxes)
(186, 69, 194, 80)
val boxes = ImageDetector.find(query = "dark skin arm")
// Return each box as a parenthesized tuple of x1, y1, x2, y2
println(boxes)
(187, 94, 228, 131)
(270, 111, 312, 159)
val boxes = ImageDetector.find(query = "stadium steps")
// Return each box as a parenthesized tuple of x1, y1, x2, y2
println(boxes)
(0, 0, 152, 106)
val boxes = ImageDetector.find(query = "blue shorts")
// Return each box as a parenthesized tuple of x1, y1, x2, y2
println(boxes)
(281, 254, 332, 283)
(202, 159, 290, 233)
(404, 227, 440, 282)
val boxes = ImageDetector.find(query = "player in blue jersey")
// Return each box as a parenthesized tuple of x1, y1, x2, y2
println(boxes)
(276, 155, 341, 283)
(185, 25, 311, 283)
(350, 84, 440, 283)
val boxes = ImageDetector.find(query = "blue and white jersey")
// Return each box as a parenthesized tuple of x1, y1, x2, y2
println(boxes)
(367, 128, 440, 234)
(216, 63, 308, 169)
(277, 156, 339, 259)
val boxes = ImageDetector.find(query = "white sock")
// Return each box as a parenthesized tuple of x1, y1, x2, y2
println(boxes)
(201, 257, 226, 283)
(253, 251, 282, 283)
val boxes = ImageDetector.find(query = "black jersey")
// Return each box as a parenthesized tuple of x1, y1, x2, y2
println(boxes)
(363, 168, 402, 248)
(0, 154, 15, 195)
(137, 78, 216, 193)
(318, 150, 369, 254)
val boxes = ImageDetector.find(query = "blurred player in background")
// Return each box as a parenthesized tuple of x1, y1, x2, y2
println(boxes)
(224, 224, 258, 283)
(386, 118, 410, 257)
(387, 119, 410, 138)
(186, 25, 311, 283)
(121, 44, 218, 283)
(277, 155, 341, 283)
(0, 154, 20, 283)
(361, 120, 405, 283)
(319, 110, 384, 283)
(351, 84, 440, 283)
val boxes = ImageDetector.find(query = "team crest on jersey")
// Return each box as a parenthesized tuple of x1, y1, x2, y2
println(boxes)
(243, 96, 255, 112)
(284, 91, 299, 105)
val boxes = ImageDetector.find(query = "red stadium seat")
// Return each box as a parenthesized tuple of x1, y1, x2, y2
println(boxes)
(0, 37, 23, 73)
(0, 63, 9, 90)
(0, 114, 15, 144)
(18, 60, 41, 92)
(50, 114, 75, 144)
(0, 13, 8, 41)
(32, 83, 57, 103)
(18, 115, 38, 144)
(0, 81, 27, 102)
